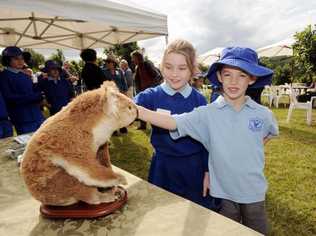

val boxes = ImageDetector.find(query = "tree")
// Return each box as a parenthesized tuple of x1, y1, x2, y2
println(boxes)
(104, 42, 140, 67)
(49, 49, 66, 66)
(260, 56, 293, 84)
(68, 60, 84, 76)
(23, 48, 45, 71)
(293, 25, 316, 83)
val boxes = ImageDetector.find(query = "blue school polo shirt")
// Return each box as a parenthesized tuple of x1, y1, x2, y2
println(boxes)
(170, 96, 279, 203)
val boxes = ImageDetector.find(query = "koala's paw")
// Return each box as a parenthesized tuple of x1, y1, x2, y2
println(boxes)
(112, 186, 125, 201)
(116, 173, 127, 185)
(99, 191, 117, 203)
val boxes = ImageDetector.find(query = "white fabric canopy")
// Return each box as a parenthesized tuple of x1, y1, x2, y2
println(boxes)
(0, 0, 168, 49)
(197, 47, 224, 66)
(257, 37, 295, 58)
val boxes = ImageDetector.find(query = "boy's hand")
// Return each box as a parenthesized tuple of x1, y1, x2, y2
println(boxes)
(203, 172, 210, 197)
(263, 136, 269, 145)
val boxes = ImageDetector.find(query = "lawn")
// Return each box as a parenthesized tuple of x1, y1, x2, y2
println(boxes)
(109, 108, 316, 236)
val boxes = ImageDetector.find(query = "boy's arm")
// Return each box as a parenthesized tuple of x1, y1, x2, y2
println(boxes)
(263, 110, 279, 144)
(137, 105, 177, 130)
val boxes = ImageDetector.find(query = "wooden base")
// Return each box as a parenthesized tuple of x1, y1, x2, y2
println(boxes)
(40, 187, 128, 219)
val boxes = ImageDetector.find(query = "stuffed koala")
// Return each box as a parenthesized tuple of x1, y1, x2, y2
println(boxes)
(21, 81, 137, 206)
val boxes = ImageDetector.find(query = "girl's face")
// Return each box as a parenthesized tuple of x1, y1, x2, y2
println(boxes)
(162, 52, 191, 91)
(9, 56, 25, 69)
(218, 66, 255, 103)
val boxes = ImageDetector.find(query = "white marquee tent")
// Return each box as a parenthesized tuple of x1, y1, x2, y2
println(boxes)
(0, 0, 168, 50)
(197, 47, 224, 66)
(256, 37, 295, 58)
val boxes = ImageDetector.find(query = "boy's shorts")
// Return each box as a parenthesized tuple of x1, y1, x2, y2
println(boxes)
(219, 199, 267, 235)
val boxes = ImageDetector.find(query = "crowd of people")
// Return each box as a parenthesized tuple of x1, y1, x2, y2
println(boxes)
(0, 40, 280, 234)
(0, 46, 162, 137)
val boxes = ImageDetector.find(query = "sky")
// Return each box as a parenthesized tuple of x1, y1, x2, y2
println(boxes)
(37, 0, 316, 63)
(134, 0, 316, 64)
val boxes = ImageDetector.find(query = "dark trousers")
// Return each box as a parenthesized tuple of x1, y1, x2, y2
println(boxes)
(219, 199, 267, 235)
(15, 121, 43, 135)
(139, 120, 146, 129)
(0, 120, 13, 138)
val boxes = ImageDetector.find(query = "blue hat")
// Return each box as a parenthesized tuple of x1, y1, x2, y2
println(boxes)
(42, 60, 62, 73)
(206, 47, 273, 88)
(2, 46, 23, 57)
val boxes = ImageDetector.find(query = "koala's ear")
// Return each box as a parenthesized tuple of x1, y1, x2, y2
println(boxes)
(101, 81, 117, 91)
(103, 84, 119, 115)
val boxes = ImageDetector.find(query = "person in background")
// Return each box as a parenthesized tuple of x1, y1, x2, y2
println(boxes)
(38, 60, 74, 115)
(0, 46, 44, 135)
(62, 61, 79, 84)
(0, 90, 13, 138)
(103, 55, 128, 134)
(103, 55, 128, 94)
(120, 59, 134, 98)
(134, 39, 220, 211)
(80, 48, 106, 90)
(209, 84, 222, 103)
(191, 73, 204, 90)
(131, 50, 162, 129)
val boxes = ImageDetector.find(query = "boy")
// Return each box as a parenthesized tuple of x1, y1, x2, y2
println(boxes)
(136, 47, 278, 235)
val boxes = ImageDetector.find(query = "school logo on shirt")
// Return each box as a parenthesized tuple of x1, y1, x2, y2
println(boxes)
(248, 118, 264, 132)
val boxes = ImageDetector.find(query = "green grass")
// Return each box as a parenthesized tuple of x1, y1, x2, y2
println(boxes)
(109, 108, 316, 236)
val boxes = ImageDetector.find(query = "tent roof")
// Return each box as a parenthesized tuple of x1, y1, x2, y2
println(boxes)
(0, 0, 168, 49)
(256, 37, 295, 58)
(197, 47, 224, 66)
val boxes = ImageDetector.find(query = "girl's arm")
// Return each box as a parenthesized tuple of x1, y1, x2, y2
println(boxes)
(137, 105, 177, 130)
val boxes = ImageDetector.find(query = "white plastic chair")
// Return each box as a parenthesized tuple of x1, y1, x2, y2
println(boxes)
(201, 84, 209, 98)
(261, 86, 274, 107)
(271, 86, 289, 108)
(286, 87, 316, 125)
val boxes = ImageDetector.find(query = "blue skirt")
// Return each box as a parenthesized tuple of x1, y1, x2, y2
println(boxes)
(148, 151, 221, 211)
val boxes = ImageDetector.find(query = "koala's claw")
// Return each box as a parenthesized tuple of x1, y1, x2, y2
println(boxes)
(113, 186, 125, 200)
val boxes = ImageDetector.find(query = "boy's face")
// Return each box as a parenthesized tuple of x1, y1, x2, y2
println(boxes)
(9, 56, 25, 69)
(218, 66, 255, 102)
(162, 52, 191, 91)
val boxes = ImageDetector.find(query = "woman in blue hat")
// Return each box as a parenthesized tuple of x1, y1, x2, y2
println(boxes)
(0, 46, 44, 134)
(136, 47, 279, 235)
(38, 60, 74, 115)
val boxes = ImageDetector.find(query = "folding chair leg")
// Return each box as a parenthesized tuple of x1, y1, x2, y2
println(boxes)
(286, 104, 293, 123)
(275, 97, 280, 109)
(269, 96, 274, 107)
(307, 107, 312, 126)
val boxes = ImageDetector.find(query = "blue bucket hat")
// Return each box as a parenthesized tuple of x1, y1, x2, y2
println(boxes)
(42, 60, 62, 73)
(2, 46, 23, 57)
(206, 47, 273, 88)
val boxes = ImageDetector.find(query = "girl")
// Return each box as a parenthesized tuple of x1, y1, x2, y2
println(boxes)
(134, 39, 220, 210)
(38, 60, 74, 115)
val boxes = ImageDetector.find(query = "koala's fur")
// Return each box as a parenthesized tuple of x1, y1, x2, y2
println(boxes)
(21, 82, 137, 206)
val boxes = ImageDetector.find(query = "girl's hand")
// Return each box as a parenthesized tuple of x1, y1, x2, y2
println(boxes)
(203, 172, 210, 197)
(136, 105, 177, 130)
